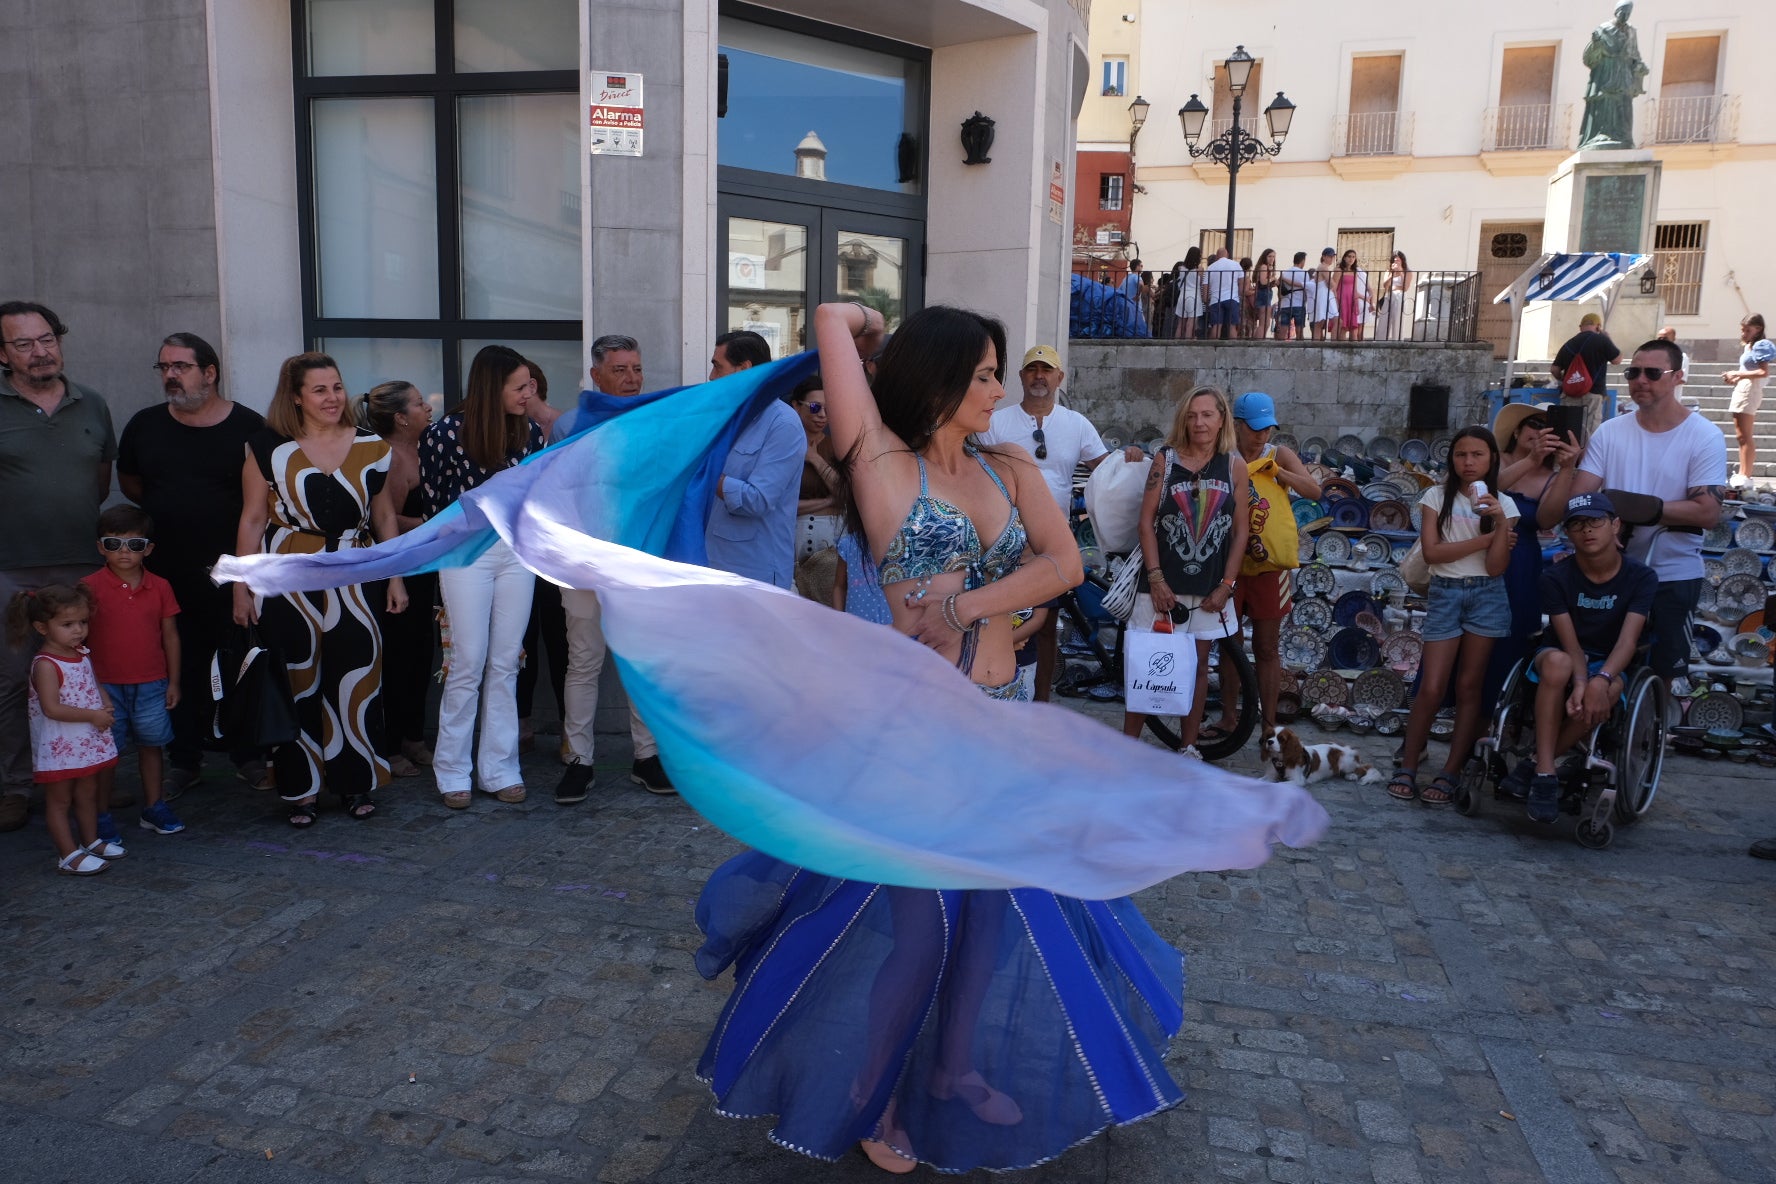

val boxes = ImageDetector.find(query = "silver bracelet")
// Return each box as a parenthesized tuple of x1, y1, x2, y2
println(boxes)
(848, 301, 877, 335)
(941, 593, 968, 633)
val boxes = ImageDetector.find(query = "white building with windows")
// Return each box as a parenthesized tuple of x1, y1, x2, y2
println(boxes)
(1078, 1, 1771, 357)
(2, 0, 1093, 424)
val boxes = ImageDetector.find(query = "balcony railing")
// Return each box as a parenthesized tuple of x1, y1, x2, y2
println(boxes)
(1643, 94, 1739, 145)
(1207, 114, 1262, 141)
(1481, 103, 1571, 151)
(1335, 111, 1413, 157)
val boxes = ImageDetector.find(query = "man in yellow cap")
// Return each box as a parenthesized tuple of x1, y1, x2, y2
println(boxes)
(1550, 312, 1621, 437)
(979, 344, 1144, 699)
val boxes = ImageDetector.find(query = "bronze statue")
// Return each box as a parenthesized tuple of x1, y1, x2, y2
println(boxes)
(1579, 2, 1648, 150)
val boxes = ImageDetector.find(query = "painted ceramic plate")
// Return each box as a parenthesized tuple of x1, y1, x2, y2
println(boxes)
(1703, 557, 1728, 585)
(1297, 532, 1319, 565)
(1332, 590, 1378, 626)
(1398, 438, 1431, 465)
(1739, 610, 1767, 635)
(1368, 436, 1400, 460)
(1330, 499, 1370, 530)
(1316, 532, 1352, 565)
(1291, 596, 1333, 632)
(1368, 499, 1412, 532)
(1361, 481, 1400, 502)
(1273, 431, 1301, 454)
(1732, 632, 1774, 665)
(1282, 627, 1329, 672)
(1354, 610, 1385, 637)
(1301, 436, 1329, 462)
(1718, 573, 1766, 613)
(1296, 563, 1337, 598)
(1686, 691, 1743, 732)
(1334, 433, 1366, 456)
(1370, 568, 1408, 599)
(1321, 478, 1362, 504)
(1302, 670, 1349, 707)
(1734, 518, 1775, 552)
(1375, 710, 1405, 735)
(1408, 500, 1424, 531)
(1701, 523, 1734, 552)
(1351, 667, 1405, 712)
(1691, 623, 1725, 660)
(1741, 499, 1776, 514)
(1431, 436, 1453, 462)
(1722, 547, 1764, 578)
(1361, 532, 1394, 562)
(1382, 631, 1423, 672)
(1329, 627, 1380, 671)
(1275, 690, 1303, 723)
(1292, 498, 1326, 529)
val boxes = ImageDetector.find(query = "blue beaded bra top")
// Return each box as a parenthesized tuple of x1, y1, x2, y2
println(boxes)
(878, 448, 1025, 592)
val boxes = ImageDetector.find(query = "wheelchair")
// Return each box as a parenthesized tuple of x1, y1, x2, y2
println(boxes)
(1458, 649, 1667, 849)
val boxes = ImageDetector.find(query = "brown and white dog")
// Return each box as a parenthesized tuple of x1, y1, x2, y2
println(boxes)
(1262, 727, 1386, 786)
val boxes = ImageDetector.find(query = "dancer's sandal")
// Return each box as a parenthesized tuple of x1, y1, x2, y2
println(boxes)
(932, 1069, 1024, 1125)
(288, 799, 319, 828)
(344, 794, 376, 820)
(1387, 770, 1418, 802)
(1419, 774, 1457, 807)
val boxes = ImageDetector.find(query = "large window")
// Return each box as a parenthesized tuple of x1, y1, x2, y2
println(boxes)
(1098, 174, 1124, 212)
(294, 0, 581, 408)
(1653, 222, 1707, 316)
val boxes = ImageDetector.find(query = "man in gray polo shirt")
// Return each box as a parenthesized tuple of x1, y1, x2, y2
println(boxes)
(0, 301, 117, 831)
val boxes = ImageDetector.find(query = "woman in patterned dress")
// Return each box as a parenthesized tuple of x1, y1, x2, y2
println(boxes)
(232, 353, 406, 826)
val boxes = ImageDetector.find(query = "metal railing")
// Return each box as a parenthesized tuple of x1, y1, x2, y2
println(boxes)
(1643, 94, 1738, 145)
(1207, 114, 1262, 141)
(1334, 111, 1413, 157)
(1480, 103, 1571, 151)
(1092, 267, 1483, 343)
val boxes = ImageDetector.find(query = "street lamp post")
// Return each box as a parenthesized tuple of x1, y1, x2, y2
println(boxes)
(1177, 46, 1295, 258)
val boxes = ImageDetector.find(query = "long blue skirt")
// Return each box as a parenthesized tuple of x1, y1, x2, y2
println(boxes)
(694, 851, 1187, 1172)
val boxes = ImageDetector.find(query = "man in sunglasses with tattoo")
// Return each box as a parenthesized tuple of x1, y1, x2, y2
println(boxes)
(0, 300, 118, 832)
(1542, 337, 1726, 691)
(979, 345, 1144, 698)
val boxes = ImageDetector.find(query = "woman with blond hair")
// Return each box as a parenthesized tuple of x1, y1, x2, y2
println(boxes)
(1121, 385, 1248, 759)
(232, 353, 406, 826)
(419, 345, 544, 810)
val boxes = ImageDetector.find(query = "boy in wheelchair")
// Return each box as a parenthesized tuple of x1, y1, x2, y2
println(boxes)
(1499, 492, 1657, 822)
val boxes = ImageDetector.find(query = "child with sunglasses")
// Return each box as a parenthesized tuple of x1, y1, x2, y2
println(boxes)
(80, 504, 185, 841)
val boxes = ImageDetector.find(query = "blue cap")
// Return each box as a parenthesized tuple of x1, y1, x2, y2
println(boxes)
(1564, 491, 1616, 521)
(1233, 392, 1279, 430)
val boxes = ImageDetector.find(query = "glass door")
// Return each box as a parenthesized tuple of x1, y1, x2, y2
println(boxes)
(719, 195, 923, 359)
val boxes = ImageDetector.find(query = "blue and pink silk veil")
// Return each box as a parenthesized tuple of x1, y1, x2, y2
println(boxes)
(215, 354, 1329, 898)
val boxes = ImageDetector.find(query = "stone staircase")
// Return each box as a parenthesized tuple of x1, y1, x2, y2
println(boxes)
(1679, 362, 1776, 482)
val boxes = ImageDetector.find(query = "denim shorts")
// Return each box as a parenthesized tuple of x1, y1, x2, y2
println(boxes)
(1422, 575, 1510, 642)
(1275, 306, 1304, 328)
(105, 679, 174, 750)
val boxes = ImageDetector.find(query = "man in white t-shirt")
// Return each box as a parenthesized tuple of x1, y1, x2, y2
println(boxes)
(1204, 248, 1245, 340)
(1543, 337, 1726, 685)
(979, 344, 1143, 700)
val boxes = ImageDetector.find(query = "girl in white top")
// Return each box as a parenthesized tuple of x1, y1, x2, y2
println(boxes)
(1391, 427, 1518, 806)
(1172, 247, 1206, 340)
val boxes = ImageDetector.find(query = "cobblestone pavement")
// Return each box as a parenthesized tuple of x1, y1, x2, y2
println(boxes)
(2, 701, 1772, 1184)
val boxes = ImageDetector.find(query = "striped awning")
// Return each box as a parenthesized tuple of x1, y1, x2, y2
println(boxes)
(1493, 252, 1653, 305)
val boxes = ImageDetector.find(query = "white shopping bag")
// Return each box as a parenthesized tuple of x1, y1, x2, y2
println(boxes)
(1124, 615, 1197, 716)
(1085, 452, 1148, 555)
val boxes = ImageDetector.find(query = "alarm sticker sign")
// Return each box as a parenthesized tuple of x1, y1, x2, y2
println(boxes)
(590, 71, 644, 156)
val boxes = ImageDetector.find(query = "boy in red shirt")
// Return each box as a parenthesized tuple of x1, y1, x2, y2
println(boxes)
(82, 505, 184, 840)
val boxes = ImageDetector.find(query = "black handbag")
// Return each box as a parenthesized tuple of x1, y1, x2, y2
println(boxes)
(211, 626, 300, 749)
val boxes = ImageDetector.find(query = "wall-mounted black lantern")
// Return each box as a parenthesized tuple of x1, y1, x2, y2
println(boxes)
(1639, 266, 1657, 296)
(960, 111, 995, 165)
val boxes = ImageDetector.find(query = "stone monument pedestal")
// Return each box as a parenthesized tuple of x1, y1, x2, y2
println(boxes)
(1519, 149, 1663, 360)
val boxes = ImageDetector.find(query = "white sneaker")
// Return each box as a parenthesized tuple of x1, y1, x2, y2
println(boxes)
(1181, 744, 1204, 761)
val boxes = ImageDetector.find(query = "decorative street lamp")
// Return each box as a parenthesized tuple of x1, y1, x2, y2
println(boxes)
(1127, 94, 1151, 150)
(1178, 46, 1295, 257)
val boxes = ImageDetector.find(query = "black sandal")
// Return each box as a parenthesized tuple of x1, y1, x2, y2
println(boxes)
(287, 800, 318, 828)
(344, 794, 377, 821)
(1387, 770, 1418, 802)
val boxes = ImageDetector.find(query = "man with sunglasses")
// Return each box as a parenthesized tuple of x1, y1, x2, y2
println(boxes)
(116, 332, 266, 796)
(980, 345, 1143, 698)
(1542, 337, 1726, 689)
(0, 300, 117, 832)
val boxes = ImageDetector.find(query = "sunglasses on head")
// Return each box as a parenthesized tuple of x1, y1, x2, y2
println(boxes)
(1623, 365, 1668, 381)
(100, 536, 150, 553)
(1031, 426, 1047, 460)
